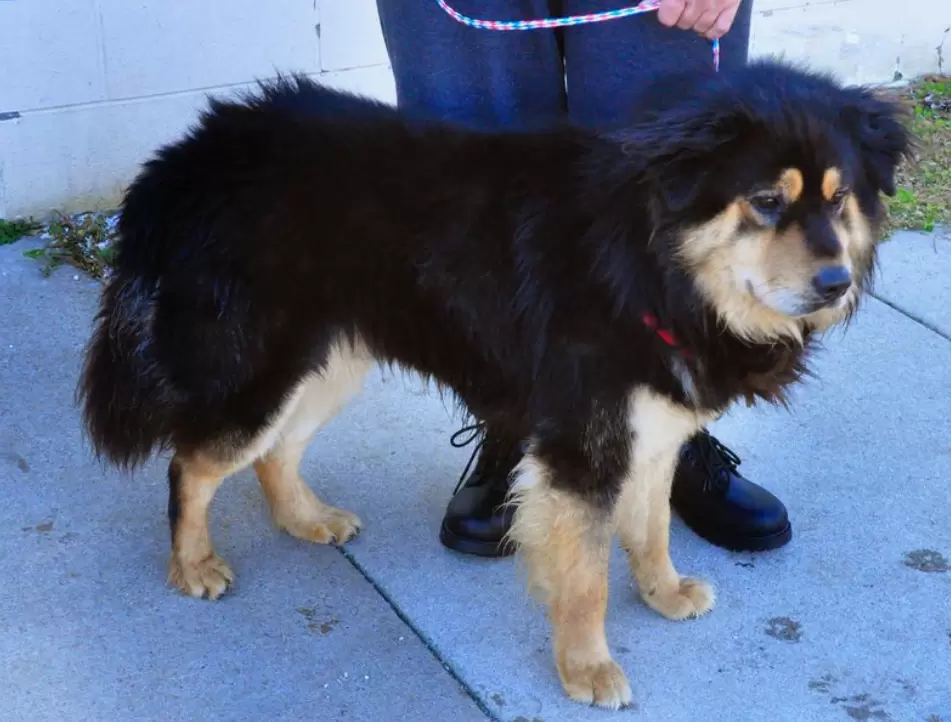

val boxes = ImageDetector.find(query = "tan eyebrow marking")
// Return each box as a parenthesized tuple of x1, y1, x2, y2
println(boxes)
(822, 167, 843, 201)
(777, 168, 804, 202)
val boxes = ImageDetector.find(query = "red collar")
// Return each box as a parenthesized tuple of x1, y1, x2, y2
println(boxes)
(642, 313, 691, 358)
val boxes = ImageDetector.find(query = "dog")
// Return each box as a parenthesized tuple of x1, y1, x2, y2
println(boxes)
(77, 59, 909, 709)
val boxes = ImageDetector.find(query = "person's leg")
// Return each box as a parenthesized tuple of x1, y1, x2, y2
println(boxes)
(560, 0, 792, 553)
(561, 0, 752, 128)
(375, 0, 566, 557)
(376, 0, 567, 130)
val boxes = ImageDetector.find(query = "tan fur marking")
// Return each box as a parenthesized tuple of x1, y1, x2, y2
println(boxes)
(822, 167, 843, 201)
(254, 442, 362, 544)
(677, 200, 743, 260)
(168, 453, 240, 599)
(238, 337, 374, 462)
(507, 456, 632, 709)
(677, 178, 873, 340)
(616, 389, 715, 620)
(253, 338, 370, 541)
(778, 167, 804, 202)
(167, 335, 373, 599)
(765, 224, 817, 288)
(677, 204, 806, 343)
(842, 195, 874, 257)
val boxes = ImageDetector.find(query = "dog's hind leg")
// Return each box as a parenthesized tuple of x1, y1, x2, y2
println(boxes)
(254, 337, 372, 546)
(254, 439, 363, 545)
(616, 389, 715, 620)
(507, 448, 632, 710)
(166, 336, 372, 600)
(167, 452, 242, 600)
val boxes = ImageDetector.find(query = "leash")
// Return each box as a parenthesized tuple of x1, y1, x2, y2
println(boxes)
(435, 0, 720, 71)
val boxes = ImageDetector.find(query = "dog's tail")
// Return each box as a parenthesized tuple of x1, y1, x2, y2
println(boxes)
(76, 270, 176, 471)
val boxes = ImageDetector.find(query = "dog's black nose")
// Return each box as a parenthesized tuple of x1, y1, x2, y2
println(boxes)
(812, 265, 851, 301)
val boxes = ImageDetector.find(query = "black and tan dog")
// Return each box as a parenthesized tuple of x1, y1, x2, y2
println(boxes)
(78, 59, 909, 708)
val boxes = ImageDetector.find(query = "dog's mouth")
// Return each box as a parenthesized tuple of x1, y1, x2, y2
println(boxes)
(745, 281, 854, 318)
(801, 286, 855, 315)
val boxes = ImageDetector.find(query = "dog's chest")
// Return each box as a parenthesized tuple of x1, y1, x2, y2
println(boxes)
(626, 386, 716, 461)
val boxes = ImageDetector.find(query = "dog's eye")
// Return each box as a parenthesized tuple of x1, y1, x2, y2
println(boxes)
(750, 194, 784, 215)
(830, 188, 850, 206)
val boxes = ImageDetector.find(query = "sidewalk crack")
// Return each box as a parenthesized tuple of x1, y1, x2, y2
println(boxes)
(870, 293, 951, 343)
(336, 546, 501, 722)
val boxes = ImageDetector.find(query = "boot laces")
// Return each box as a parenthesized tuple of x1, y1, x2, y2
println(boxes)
(690, 430, 742, 493)
(449, 420, 487, 494)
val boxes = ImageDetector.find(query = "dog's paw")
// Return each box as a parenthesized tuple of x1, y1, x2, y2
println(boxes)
(641, 576, 715, 620)
(168, 553, 234, 600)
(279, 505, 363, 546)
(560, 658, 633, 710)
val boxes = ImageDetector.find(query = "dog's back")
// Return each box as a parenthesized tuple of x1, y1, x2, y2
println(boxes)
(78, 78, 417, 468)
(79, 74, 600, 469)
(77, 74, 574, 468)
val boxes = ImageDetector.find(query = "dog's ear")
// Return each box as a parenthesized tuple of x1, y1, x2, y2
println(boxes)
(844, 89, 912, 197)
(616, 110, 740, 213)
(649, 153, 714, 213)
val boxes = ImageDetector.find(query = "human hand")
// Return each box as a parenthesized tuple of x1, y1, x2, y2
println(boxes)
(656, 0, 742, 40)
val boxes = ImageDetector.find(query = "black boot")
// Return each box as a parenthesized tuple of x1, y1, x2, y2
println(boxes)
(439, 422, 522, 558)
(671, 430, 792, 552)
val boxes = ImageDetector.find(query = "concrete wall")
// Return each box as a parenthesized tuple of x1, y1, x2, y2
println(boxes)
(1, 0, 948, 218)
(751, 0, 949, 85)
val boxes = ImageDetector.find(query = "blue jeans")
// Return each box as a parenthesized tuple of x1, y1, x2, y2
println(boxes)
(375, 0, 752, 131)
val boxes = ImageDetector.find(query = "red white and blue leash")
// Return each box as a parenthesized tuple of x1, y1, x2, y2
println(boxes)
(435, 0, 720, 71)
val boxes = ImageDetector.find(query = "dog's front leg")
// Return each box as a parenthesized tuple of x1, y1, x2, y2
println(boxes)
(507, 449, 632, 710)
(616, 390, 716, 620)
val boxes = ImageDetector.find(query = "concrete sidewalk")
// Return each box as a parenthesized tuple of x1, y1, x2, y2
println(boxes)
(0, 229, 949, 722)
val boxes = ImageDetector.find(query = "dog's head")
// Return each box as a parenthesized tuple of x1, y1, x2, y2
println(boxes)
(619, 60, 912, 343)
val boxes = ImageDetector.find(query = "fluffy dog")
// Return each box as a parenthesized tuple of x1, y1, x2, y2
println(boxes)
(78, 59, 909, 708)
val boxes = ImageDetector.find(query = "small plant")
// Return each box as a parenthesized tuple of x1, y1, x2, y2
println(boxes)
(26, 210, 119, 279)
(0, 217, 42, 245)
(885, 75, 951, 232)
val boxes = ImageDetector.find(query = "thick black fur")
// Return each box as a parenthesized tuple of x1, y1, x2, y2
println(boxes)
(78, 60, 909, 509)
